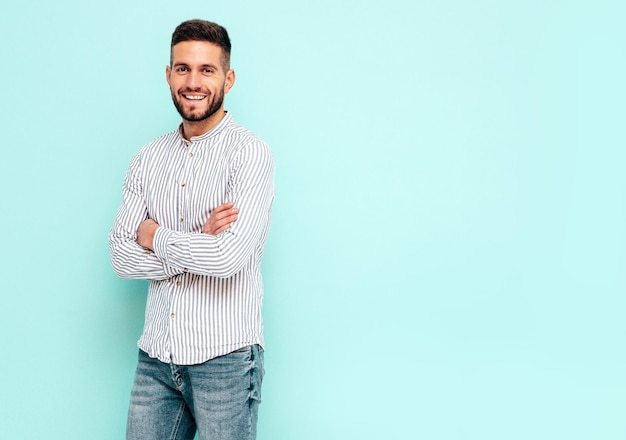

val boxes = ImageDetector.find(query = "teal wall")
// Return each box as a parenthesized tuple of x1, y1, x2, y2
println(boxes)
(1, 1, 625, 439)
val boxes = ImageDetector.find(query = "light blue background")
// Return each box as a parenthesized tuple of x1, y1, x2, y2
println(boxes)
(1, 1, 625, 439)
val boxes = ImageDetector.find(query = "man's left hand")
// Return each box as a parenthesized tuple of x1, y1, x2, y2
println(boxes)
(137, 219, 159, 250)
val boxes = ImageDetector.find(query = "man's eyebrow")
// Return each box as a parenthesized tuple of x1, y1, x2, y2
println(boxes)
(172, 62, 219, 69)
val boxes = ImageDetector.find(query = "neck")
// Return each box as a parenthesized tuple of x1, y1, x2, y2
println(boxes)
(181, 109, 226, 140)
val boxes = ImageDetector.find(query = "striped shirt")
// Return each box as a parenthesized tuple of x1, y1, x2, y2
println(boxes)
(109, 112, 274, 365)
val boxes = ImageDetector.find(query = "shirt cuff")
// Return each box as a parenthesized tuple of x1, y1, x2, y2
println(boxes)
(153, 226, 173, 262)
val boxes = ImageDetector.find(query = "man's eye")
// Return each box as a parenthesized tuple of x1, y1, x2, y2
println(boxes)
(203, 69, 213, 74)
(176, 67, 188, 72)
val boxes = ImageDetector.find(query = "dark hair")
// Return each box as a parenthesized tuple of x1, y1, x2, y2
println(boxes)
(170, 19, 231, 69)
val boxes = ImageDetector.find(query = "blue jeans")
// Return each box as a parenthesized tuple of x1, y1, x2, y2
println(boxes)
(126, 345, 264, 440)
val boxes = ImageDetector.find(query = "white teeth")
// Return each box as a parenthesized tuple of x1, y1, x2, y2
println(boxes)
(183, 94, 205, 100)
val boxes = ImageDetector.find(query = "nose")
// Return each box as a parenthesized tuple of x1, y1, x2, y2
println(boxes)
(186, 70, 202, 90)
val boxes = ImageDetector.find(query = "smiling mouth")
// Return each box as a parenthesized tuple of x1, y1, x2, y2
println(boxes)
(182, 94, 206, 101)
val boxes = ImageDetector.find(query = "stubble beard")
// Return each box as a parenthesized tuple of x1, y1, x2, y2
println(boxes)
(171, 89, 224, 122)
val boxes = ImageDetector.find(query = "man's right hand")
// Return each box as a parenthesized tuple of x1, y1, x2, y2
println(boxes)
(203, 202, 239, 236)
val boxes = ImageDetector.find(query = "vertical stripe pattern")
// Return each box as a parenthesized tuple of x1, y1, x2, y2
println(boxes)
(109, 112, 274, 365)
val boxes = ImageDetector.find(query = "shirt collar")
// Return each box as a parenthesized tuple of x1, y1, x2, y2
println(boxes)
(177, 111, 232, 142)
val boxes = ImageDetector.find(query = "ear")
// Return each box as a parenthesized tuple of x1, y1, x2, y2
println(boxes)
(165, 65, 172, 86)
(224, 69, 236, 94)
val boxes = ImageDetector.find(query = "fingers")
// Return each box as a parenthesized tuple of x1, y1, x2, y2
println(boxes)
(212, 208, 239, 222)
(203, 215, 237, 234)
(211, 202, 235, 216)
(202, 202, 239, 235)
(211, 209, 239, 225)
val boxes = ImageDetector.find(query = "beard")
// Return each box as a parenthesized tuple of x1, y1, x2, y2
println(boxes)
(170, 88, 224, 122)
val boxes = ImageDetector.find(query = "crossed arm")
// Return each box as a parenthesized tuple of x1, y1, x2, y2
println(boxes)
(136, 202, 239, 251)
(109, 201, 241, 280)
(109, 140, 274, 280)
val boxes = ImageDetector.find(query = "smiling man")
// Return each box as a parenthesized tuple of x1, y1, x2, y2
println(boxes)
(109, 19, 274, 440)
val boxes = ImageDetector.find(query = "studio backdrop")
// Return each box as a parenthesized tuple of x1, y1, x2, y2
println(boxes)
(1, 1, 625, 439)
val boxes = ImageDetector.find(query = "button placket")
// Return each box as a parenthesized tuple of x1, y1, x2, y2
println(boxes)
(176, 143, 195, 229)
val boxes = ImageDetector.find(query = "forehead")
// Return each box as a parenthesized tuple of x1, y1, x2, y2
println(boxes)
(171, 40, 225, 66)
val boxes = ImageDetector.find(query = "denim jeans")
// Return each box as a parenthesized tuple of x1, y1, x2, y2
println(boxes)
(126, 345, 264, 440)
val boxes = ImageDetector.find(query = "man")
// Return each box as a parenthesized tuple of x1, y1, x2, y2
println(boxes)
(109, 19, 274, 440)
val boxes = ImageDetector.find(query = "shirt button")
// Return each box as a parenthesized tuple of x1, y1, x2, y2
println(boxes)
(170, 313, 176, 319)
(188, 152, 193, 157)
(176, 280, 181, 286)
(181, 182, 186, 187)
(179, 217, 184, 222)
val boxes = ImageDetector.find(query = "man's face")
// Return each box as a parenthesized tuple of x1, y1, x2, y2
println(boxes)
(166, 41, 234, 123)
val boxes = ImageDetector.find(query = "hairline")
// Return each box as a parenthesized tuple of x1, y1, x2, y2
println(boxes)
(169, 40, 230, 71)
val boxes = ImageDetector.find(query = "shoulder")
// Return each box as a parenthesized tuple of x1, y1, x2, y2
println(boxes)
(222, 119, 272, 160)
(138, 129, 179, 156)
(128, 129, 179, 166)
